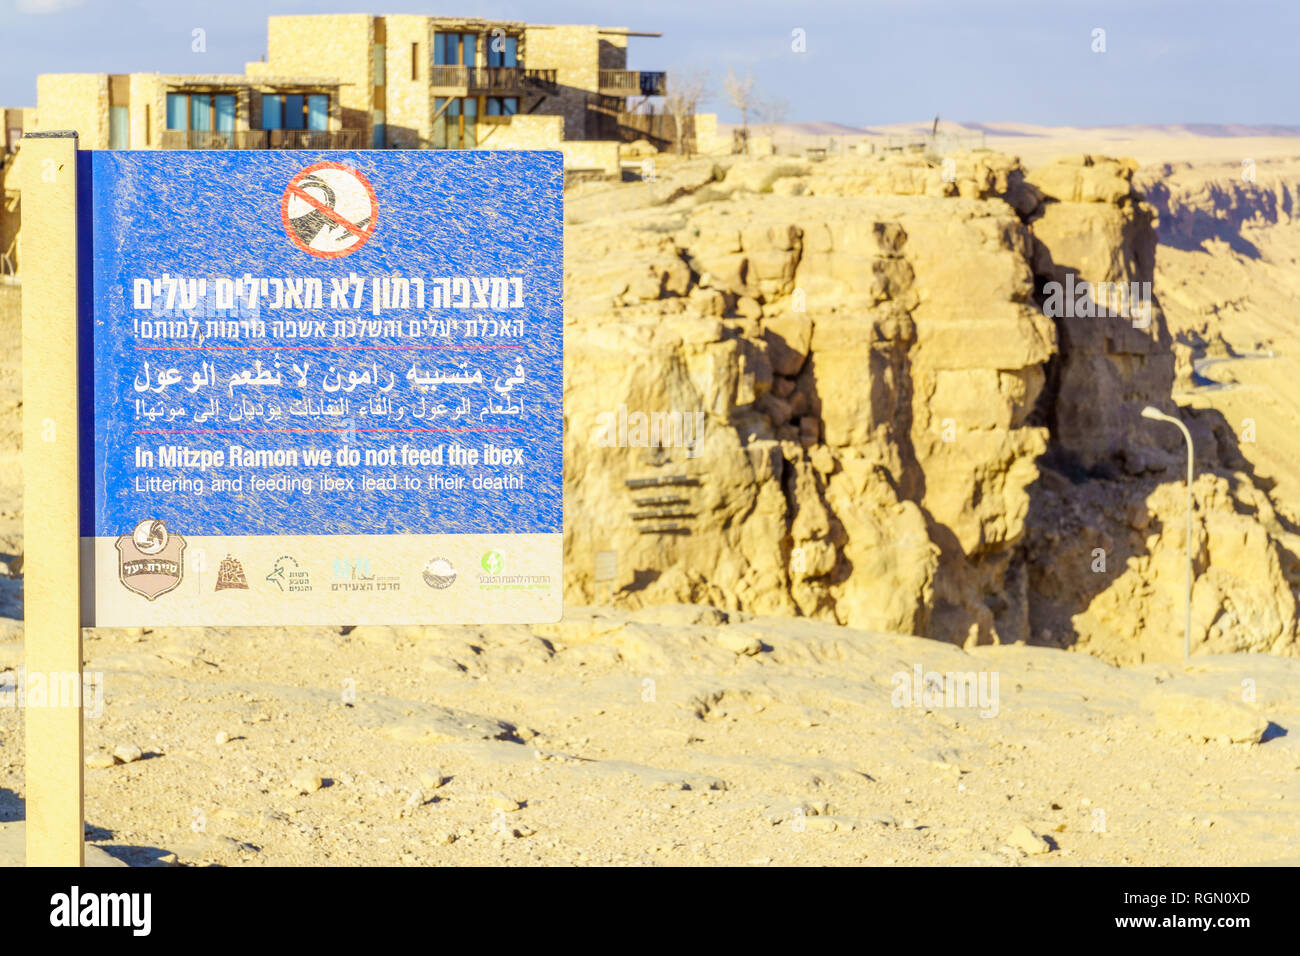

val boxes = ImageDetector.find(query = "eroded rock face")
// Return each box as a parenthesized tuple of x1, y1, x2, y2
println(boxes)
(561, 151, 1300, 661)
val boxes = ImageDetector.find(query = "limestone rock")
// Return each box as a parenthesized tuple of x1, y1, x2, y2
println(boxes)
(112, 744, 143, 764)
(1006, 823, 1053, 855)
(290, 771, 323, 794)
(1148, 691, 1269, 744)
(716, 629, 763, 656)
(559, 150, 1300, 659)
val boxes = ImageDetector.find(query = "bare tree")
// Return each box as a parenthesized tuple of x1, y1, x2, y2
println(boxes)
(755, 95, 790, 142)
(723, 68, 757, 152)
(664, 68, 710, 157)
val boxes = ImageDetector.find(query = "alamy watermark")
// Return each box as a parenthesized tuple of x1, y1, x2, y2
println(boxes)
(0, 668, 104, 718)
(1043, 272, 1152, 329)
(594, 405, 706, 458)
(891, 664, 999, 718)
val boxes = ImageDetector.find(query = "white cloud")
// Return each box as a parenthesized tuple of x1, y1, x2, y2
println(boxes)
(17, 0, 85, 14)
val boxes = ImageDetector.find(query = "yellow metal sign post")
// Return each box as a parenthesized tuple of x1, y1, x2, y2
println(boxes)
(21, 130, 84, 866)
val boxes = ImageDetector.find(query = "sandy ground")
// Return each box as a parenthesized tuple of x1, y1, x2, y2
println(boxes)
(2, 123, 1300, 866)
(2, 606, 1298, 867)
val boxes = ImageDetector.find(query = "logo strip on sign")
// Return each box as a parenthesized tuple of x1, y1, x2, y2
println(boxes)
(81, 150, 564, 626)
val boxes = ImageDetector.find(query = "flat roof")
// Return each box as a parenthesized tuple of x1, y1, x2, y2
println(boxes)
(158, 74, 345, 88)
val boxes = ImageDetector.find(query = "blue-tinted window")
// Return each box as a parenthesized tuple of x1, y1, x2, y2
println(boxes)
(433, 32, 450, 65)
(488, 36, 517, 67)
(432, 97, 447, 148)
(165, 93, 187, 130)
(461, 33, 476, 66)
(307, 94, 328, 131)
(214, 95, 235, 133)
(109, 106, 129, 148)
(502, 96, 517, 116)
(262, 94, 282, 130)
(462, 95, 476, 148)
(284, 94, 304, 130)
(190, 95, 212, 132)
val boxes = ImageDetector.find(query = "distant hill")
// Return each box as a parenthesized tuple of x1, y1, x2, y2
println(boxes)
(717, 119, 1300, 141)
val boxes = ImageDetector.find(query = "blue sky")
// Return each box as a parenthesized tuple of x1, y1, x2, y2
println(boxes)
(1, 0, 1295, 127)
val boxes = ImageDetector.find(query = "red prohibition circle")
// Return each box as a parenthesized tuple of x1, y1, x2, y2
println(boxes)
(280, 160, 379, 258)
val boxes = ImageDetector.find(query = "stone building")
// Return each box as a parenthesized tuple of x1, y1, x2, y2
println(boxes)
(0, 12, 683, 273)
(248, 14, 668, 172)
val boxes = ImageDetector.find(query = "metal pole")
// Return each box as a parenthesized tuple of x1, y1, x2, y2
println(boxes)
(21, 130, 84, 866)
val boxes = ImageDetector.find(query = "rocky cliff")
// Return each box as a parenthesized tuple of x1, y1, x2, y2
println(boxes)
(561, 151, 1300, 663)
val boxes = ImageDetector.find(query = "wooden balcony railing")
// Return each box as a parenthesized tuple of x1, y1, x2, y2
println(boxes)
(159, 129, 366, 150)
(599, 70, 667, 96)
(429, 66, 529, 91)
(523, 68, 557, 91)
(159, 129, 268, 149)
(266, 129, 366, 149)
(428, 66, 559, 92)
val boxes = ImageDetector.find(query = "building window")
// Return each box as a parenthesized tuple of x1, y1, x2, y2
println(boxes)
(284, 94, 304, 130)
(262, 93, 328, 131)
(190, 95, 212, 132)
(166, 92, 235, 132)
(165, 93, 187, 130)
(109, 105, 129, 149)
(373, 43, 386, 87)
(262, 94, 282, 130)
(433, 32, 477, 66)
(486, 97, 517, 116)
(486, 36, 517, 68)
(411, 42, 419, 80)
(372, 109, 386, 148)
(307, 94, 328, 131)
(214, 95, 235, 132)
(432, 96, 478, 148)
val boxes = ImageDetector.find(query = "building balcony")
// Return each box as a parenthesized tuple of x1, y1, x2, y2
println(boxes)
(159, 129, 365, 149)
(429, 66, 558, 94)
(598, 70, 666, 96)
(159, 129, 267, 149)
(522, 69, 558, 91)
(429, 66, 514, 93)
(266, 129, 366, 149)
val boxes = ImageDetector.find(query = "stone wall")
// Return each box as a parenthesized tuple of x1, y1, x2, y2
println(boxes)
(262, 14, 375, 141)
(693, 114, 731, 156)
(481, 114, 564, 149)
(127, 73, 162, 148)
(33, 74, 109, 147)
(523, 25, 600, 140)
(557, 140, 621, 176)
(383, 15, 432, 149)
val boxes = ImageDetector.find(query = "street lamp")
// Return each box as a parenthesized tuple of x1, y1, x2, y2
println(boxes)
(1141, 405, 1194, 662)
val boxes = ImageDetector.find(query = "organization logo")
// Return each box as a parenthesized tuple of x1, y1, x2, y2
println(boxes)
(281, 161, 378, 258)
(266, 555, 312, 593)
(215, 554, 249, 591)
(115, 519, 185, 601)
(330, 556, 400, 592)
(476, 550, 552, 592)
(422, 557, 457, 589)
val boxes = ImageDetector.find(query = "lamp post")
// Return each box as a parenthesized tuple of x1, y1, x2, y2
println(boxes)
(1141, 405, 1194, 662)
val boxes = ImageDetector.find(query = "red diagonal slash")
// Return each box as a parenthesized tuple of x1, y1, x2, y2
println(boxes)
(286, 181, 374, 241)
